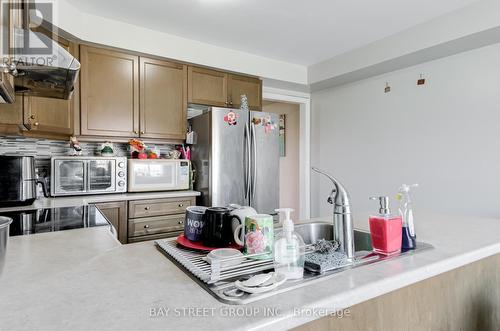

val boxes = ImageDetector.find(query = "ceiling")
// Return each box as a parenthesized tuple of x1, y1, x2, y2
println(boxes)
(66, 0, 479, 66)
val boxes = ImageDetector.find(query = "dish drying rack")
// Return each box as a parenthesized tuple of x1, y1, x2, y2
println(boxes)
(155, 237, 315, 284)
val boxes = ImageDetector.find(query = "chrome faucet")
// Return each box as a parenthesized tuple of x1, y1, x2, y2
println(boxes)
(312, 167, 355, 261)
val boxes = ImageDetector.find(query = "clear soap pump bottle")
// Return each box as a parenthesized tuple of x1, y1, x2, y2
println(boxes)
(397, 184, 419, 251)
(273, 208, 305, 280)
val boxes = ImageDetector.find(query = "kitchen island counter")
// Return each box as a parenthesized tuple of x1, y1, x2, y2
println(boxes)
(1, 213, 500, 330)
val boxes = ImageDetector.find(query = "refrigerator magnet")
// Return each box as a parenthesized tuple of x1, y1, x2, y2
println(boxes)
(263, 116, 277, 133)
(252, 117, 262, 125)
(224, 111, 238, 126)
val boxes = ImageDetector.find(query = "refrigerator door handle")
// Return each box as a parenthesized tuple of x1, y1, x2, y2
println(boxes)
(251, 123, 257, 200)
(244, 123, 251, 200)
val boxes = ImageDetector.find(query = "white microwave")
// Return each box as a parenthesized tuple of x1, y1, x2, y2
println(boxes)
(127, 159, 190, 192)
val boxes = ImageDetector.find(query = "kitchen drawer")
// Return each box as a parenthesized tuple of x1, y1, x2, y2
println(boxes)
(128, 214, 185, 238)
(128, 198, 192, 218)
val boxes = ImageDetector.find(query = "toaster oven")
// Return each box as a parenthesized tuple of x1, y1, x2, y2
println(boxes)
(51, 156, 127, 196)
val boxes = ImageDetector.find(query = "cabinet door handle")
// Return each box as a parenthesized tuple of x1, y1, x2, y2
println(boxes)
(144, 224, 150, 229)
(144, 206, 150, 210)
(133, 130, 138, 134)
(178, 221, 184, 225)
(34, 122, 39, 126)
(178, 203, 184, 207)
(140, 131, 145, 135)
(30, 115, 35, 120)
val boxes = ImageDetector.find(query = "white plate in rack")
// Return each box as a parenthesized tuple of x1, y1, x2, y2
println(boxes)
(205, 248, 245, 267)
(234, 273, 287, 294)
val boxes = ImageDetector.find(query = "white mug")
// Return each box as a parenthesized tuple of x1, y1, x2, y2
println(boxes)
(227, 205, 257, 235)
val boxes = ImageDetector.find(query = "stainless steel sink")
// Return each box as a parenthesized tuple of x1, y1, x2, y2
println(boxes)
(158, 222, 432, 305)
(294, 222, 373, 252)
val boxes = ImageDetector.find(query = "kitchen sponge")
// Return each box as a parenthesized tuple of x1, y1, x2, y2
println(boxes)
(305, 240, 348, 273)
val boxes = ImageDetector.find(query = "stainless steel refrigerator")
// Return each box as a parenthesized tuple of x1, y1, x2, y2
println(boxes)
(190, 107, 279, 215)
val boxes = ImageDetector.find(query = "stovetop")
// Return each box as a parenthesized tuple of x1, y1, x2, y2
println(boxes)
(0, 205, 111, 237)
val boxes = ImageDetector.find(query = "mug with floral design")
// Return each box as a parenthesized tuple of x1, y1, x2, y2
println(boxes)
(234, 214, 274, 259)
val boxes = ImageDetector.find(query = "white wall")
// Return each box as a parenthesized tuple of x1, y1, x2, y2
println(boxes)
(311, 42, 500, 219)
(308, 0, 500, 85)
(39, 0, 307, 85)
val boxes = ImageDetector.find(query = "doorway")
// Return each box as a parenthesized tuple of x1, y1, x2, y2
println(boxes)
(263, 87, 311, 221)
(263, 100, 301, 221)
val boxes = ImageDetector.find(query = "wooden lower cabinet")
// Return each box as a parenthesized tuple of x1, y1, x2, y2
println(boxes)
(94, 201, 128, 244)
(129, 198, 193, 219)
(294, 253, 500, 331)
(127, 196, 195, 243)
(128, 214, 185, 238)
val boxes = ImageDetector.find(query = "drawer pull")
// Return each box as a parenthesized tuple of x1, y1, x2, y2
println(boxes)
(144, 206, 151, 210)
(178, 221, 184, 225)
(144, 224, 150, 229)
(178, 204, 184, 207)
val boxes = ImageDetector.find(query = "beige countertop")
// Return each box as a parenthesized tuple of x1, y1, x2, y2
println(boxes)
(0, 190, 201, 212)
(1, 213, 500, 330)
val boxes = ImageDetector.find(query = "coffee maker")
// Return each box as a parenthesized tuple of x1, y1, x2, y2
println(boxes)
(0, 156, 49, 207)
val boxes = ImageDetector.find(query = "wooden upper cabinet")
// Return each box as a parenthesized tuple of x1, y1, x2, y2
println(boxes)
(0, 0, 22, 131)
(0, 19, 77, 139)
(23, 95, 73, 135)
(139, 57, 187, 140)
(188, 66, 227, 107)
(23, 37, 77, 137)
(0, 96, 23, 134)
(187, 66, 262, 110)
(0, 0, 21, 109)
(228, 74, 262, 111)
(80, 45, 139, 137)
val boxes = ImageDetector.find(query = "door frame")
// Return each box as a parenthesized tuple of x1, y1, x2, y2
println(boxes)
(262, 87, 311, 220)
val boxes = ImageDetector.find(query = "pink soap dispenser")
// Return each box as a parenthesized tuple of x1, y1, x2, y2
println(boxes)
(369, 196, 402, 256)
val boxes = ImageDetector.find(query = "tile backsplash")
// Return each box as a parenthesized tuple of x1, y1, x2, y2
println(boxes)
(0, 136, 174, 159)
(0, 136, 176, 192)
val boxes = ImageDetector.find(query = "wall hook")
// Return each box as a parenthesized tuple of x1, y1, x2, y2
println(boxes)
(384, 82, 391, 93)
(417, 74, 426, 86)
